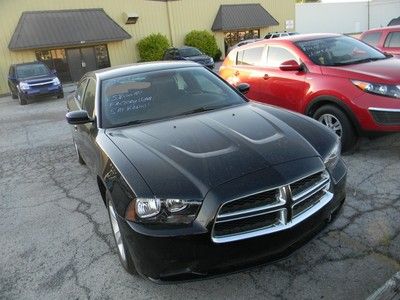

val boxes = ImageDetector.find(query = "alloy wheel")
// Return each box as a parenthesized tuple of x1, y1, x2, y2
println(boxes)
(318, 113, 343, 137)
(108, 200, 127, 264)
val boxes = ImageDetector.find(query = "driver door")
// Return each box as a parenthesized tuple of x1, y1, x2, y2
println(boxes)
(259, 45, 308, 112)
(78, 79, 98, 172)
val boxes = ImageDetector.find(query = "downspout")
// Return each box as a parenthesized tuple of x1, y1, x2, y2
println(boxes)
(166, 1, 175, 46)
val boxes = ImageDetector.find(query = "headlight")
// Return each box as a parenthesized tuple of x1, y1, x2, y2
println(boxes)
(324, 139, 341, 172)
(125, 197, 201, 224)
(52, 77, 61, 85)
(352, 80, 400, 99)
(19, 82, 30, 90)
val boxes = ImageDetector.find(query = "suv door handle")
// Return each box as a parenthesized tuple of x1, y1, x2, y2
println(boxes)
(263, 74, 270, 79)
(234, 71, 240, 76)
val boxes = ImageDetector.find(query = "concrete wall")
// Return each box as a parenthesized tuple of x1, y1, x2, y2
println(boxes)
(296, 0, 400, 34)
(0, 0, 295, 95)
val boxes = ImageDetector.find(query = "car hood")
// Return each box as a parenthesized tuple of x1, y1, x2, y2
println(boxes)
(19, 75, 55, 84)
(106, 104, 322, 200)
(321, 57, 400, 83)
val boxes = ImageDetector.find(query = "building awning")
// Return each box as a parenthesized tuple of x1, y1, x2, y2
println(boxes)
(9, 9, 132, 51)
(212, 4, 279, 31)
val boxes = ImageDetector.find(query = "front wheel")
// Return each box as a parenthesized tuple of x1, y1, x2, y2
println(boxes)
(313, 105, 357, 152)
(18, 93, 27, 105)
(107, 194, 136, 274)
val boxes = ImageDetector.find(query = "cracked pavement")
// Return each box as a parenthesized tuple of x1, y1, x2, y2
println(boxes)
(0, 94, 399, 299)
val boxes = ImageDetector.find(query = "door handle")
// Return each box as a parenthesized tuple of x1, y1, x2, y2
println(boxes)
(263, 74, 270, 80)
(234, 71, 240, 76)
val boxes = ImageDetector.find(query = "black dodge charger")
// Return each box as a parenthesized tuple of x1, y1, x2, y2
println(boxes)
(66, 61, 347, 281)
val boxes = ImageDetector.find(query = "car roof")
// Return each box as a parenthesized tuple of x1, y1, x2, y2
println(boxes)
(90, 61, 201, 81)
(362, 25, 400, 33)
(240, 33, 342, 48)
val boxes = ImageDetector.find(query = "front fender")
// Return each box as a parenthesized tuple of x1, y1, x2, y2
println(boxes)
(97, 133, 154, 217)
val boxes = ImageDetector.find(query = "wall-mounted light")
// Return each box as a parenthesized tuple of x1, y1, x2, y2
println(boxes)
(123, 12, 139, 24)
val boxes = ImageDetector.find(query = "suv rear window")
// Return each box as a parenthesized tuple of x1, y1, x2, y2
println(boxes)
(384, 32, 400, 47)
(361, 32, 381, 46)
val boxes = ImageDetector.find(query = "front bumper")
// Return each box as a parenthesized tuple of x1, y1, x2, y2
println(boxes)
(20, 85, 63, 99)
(118, 159, 347, 281)
(351, 92, 400, 132)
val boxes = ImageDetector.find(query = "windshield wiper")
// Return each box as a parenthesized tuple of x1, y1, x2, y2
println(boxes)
(173, 105, 226, 117)
(330, 57, 386, 66)
(117, 118, 157, 127)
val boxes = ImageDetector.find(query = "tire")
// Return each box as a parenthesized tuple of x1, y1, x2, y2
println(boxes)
(18, 93, 27, 105)
(57, 92, 64, 99)
(313, 105, 357, 152)
(74, 142, 85, 165)
(10, 90, 17, 99)
(106, 194, 136, 274)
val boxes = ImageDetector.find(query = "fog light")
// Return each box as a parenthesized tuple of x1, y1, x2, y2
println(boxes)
(135, 198, 161, 218)
(166, 199, 187, 212)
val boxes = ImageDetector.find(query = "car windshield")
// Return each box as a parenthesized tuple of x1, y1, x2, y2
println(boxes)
(180, 47, 202, 57)
(15, 64, 50, 79)
(101, 67, 246, 128)
(295, 36, 387, 66)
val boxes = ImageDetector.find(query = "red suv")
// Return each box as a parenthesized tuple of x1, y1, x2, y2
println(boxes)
(360, 26, 400, 57)
(219, 34, 400, 151)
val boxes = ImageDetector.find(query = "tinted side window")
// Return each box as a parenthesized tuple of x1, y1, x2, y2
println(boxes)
(76, 79, 88, 103)
(237, 47, 264, 66)
(82, 79, 96, 117)
(361, 32, 382, 46)
(266, 46, 296, 67)
(384, 32, 400, 47)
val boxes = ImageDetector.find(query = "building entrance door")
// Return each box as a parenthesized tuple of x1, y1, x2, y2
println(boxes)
(67, 47, 97, 82)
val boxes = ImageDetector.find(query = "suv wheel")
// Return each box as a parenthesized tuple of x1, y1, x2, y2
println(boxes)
(107, 194, 136, 274)
(313, 105, 357, 152)
(18, 93, 27, 105)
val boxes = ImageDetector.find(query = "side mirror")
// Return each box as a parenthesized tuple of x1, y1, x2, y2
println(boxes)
(237, 83, 250, 94)
(66, 110, 93, 125)
(51, 69, 57, 75)
(383, 52, 393, 58)
(279, 59, 302, 71)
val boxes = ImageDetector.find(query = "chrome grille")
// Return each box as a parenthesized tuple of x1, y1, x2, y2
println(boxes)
(212, 171, 332, 243)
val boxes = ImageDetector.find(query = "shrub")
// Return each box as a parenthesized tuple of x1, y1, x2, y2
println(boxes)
(184, 30, 220, 59)
(137, 33, 170, 62)
(213, 48, 222, 61)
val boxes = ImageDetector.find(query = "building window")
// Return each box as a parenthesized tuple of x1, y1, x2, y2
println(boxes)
(36, 49, 71, 82)
(94, 45, 111, 69)
(35, 44, 111, 83)
(224, 29, 260, 53)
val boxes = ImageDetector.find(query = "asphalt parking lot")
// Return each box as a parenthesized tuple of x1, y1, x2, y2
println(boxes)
(0, 93, 399, 300)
